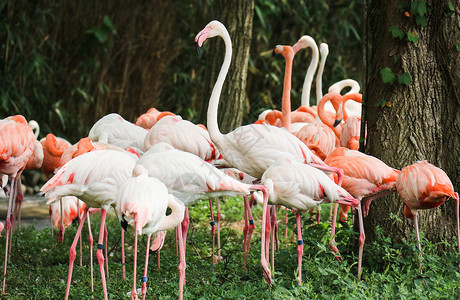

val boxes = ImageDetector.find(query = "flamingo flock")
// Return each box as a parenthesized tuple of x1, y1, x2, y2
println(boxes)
(0, 19, 458, 299)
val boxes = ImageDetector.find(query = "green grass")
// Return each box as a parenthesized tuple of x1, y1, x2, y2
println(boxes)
(0, 199, 458, 299)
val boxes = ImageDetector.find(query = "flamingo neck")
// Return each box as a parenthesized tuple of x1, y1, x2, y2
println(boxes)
(300, 44, 319, 107)
(318, 94, 341, 137)
(157, 196, 185, 232)
(207, 28, 232, 145)
(281, 52, 293, 131)
(316, 49, 328, 105)
(342, 93, 362, 121)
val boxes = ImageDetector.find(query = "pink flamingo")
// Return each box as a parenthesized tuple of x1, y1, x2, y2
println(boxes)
(136, 142, 269, 288)
(144, 114, 219, 163)
(328, 79, 362, 117)
(135, 108, 176, 129)
(396, 161, 459, 274)
(88, 113, 147, 155)
(40, 133, 72, 178)
(325, 147, 400, 279)
(195, 20, 345, 284)
(117, 165, 185, 300)
(261, 157, 359, 284)
(0, 115, 43, 294)
(41, 149, 138, 300)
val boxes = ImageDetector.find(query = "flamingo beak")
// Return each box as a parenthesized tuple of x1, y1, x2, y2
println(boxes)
(334, 119, 342, 127)
(195, 27, 212, 54)
(120, 214, 128, 232)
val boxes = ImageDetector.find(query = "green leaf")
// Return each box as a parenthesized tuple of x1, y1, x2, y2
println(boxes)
(448, 2, 454, 11)
(456, 44, 460, 51)
(380, 67, 396, 84)
(377, 100, 387, 107)
(392, 55, 399, 63)
(398, 72, 412, 86)
(407, 31, 419, 43)
(411, 0, 427, 16)
(415, 15, 427, 27)
(389, 26, 404, 39)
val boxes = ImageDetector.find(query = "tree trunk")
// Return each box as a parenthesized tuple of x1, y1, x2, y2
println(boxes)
(363, 0, 460, 245)
(198, 0, 254, 133)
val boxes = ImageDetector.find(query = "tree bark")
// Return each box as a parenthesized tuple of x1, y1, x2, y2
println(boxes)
(198, 0, 254, 133)
(364, 0, 460, 245)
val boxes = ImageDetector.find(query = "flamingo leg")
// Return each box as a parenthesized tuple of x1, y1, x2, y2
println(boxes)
(64, 208, 88, 300)
(141, 235, 151, 300)
(96, 209, 108, 300)
(316, 205, 321, 224)
(246, 194, 256, 256)
(284, 207, 289, 239)
(104, 224, 109, 279)
(177, 224, 186, 300)
(329, 203, 342, 261)
(413, 212, 423, 275)
(2, 176, 16, 294)
(121, 227, 126, 280)
(208, 198, 216, 265)
(254, 185, 271, 285)
(131, 220, 138, 300)
(217, 197, 222, 262)
(87, 212, 94, 293)
(296, 212, 303, 285)
(78, 200, 82, 267)
(243, 196, 250, 269)
(455, 194, 460, 270)
(270, 206, 277, 273)
(58, 198, 65, 243)
(14, 177, 24, 229)
(357, 203, 366, 280)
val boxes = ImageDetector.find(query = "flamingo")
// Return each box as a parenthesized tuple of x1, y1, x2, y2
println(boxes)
(144, 114, 219, 163)
(395, 161, 459, 274)
(261, 157, 360, 284)
(136, 142, 269, 286)
(117, 165, 185, 300)
(0, 115, 43, 294)
(324, 147, 400, 279)
(328, 79, 362, 117)
(135, 108, 173, 129)
(41, 149, 138, 300)
(195, 20, 345, 284)
(88, 113, 147, 155)
(49, 196, 86, 243)
(40, 133, 72, 178)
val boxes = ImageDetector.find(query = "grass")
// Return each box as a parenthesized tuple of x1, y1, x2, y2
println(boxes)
(0, 198, 458, 299)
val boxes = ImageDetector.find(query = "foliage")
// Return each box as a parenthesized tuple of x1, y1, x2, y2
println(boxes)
(1, 0, 363, 139)
(0, 199, 458, 299)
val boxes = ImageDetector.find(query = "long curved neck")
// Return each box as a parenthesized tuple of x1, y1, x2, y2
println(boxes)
(316, 49, 328, 105)
(207, 28, 232, 145)
(342, 93, 362, 121)
(157, 195, 185, 232)
(281, 53, 293, 131)
(317, 93, 341, 137)
(300, 45, 319, 107)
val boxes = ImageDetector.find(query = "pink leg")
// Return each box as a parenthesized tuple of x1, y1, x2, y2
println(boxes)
(243, 196, 250, 269)
(64, 208, 88, 300)
(2, 176, 16, 294)
(141, 235, 151, 300)
(78, 200, 82, 267)
(181, 208, 189, 249)
(104, 224, 109, 279)
(208, 198, 216, 265)
(357, 203, 365, 280)
(246, 194, 256, 255)
(14, 178, 23, 229)
(413, 212, 423, 275)
(284, 207, 289, 239)
(58, 198, 65, 244)
(295, 212, 303, 285)
(308, 163, 344, 186)
(131, 221, 138, 300)
(180, 208, 189, 288)
(316, 205, 321, 224)
(121, 227, 126, 280)
(252, 185, 271, 285)
(216, 197, 222, 261)
(330, 203, 342, 261)
(87, 212, 94, 293)
(96, 209, 108, 300)
(177, 224, 186, 300)
(270, 206, 277, 273)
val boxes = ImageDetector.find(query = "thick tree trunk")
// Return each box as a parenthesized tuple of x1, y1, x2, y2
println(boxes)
(363, 1, 460, 245)
(198, 0, 254, 133)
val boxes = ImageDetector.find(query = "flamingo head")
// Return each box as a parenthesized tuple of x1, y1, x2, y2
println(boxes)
(292, 35, 316, 54)
(195, 20, 224, 50)
(273, 45, 294, 60)
(319, 43, 329, 58)
(334, 101, 344, 127)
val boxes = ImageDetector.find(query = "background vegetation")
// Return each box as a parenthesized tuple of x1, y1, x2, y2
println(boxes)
(0, 0, 362, 141)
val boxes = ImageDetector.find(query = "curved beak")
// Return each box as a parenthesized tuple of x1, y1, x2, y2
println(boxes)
(333, 119, 342, 127)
